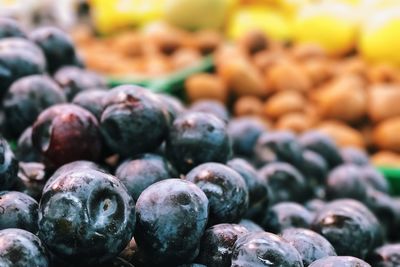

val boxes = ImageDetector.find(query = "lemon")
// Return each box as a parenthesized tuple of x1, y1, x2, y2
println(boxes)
(227, 6, 292, 40)
(163, 0, 232, 30)
(359, 7, 400, 66)
(293, 3, 359, 56)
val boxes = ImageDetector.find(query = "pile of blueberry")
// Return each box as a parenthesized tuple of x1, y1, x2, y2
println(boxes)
(0, 17, 400, 267)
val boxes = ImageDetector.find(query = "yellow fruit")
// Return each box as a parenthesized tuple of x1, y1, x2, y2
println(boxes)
(163, 0, 232, 30)
(227, 6, 292, 41)
(359, 8, 400, 66)
(293, 3, 359, 56)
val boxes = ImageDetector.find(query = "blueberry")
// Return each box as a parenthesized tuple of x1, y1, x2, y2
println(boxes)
(39, 168, 135, 265)
(14, 162, 46, 200)
(30, 27, 79, 73)
(0, 18, 26, 39)
(32, 104, 103, 169)
(134, 179, 209, 265)
(178, 264, 206, 267)
(367, 244, 400, 267)
(227, 158, 269, 211)
(326, 164, 368, 201)
(304, 199, 326, 214)
(0, 137, 19, 190)
(227, 116, 267, 157)
(99, 258, 135, 267)
(101, 85, 168, 157)
(312, 199, 382, 258)
(364, 188, 400, 240)
(254, 131, 303, 168)
(189, 100, 229, 122)
(231, 231, 304, 267)
(281, 228, 337, 266)
(341, 147, 369, 166)
(0, 228, 49, 267)
(0, 191, 38, 233)
(0, 38, 46, 96)
(158, 93, 185, 124)
(361, 166, 390, 194)
(54, 66, 107, 100)
(116, 153, 176, 201)
(239, 219, 264, 232)
(186, 163, 249, 225)
(166, 112, 231, 174)
(261, 202, 313, 233)
(258, 162, 308, 204)
(309, 256, 371, 267)
(3, 75, 66, 137)
(72, 89, 107, 120)
(299, 131, 343, 168)
(300, 150, 328, 187)
(196, 224, 248, 267)
(16, 127, 42, 162)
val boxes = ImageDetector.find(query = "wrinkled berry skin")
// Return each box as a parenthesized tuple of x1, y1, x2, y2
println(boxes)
(196, 224, 249, 267)
(54, 66, 107, 100)
(255, 131, 303, 168)
(158, 94, 185, 124)
(16, 127, 42, 162)
(186, 163, 249, 225)
(239, 219, 264, 232)
(341, 147, 369, 166)
(326, 164, 368, 201)
(309, 256, 371, 267)
(3, 75, 66, 137)
(135, 179, 209, 265)
(39, 169, 135, 265)
(299, 131, 343, 168)
(300, 150, 328, 186)
(0, 228, 49, 267)
(167, 112, 231, 174)
(30, 27, 78, 73)
(305, 199, 326, 214)
(101, 85, 168, 157)
(32, 104, 102, 169)
(258, 162, 308, 204)
(231, 231, 304, 267)
(367, 244, 400, 267)
(281, 228, 337, 266)
(0, 191, 38, 233)
(14, 162, 47, 200)
(189, 100, 229, 122)
(361, 166, 390, 194)
(261, 202, 313, 233)
(227, 158, 269, 210)
(0, 38, 46, 96)
(312, 199, 381, 259)
(227, 117, 267, 157)
(0, 18, 26, 39)
(72, 89, 107, 120)
(116, 153, 176, 201)
(0, 137, 19, 190)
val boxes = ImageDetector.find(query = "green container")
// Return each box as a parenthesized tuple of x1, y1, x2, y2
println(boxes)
(378, 166, 400, 195)
(107, 55, 214, 97)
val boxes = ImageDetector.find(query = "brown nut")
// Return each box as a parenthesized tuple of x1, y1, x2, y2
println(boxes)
(194, 30, 222, 55)
(312, 75, 367, 123)
(264, 60, 311, 93)
(367, 63, 400, 84)
(263, 91, 306, 119)
(290, 43, 327, 61)
(317, 121, 365, 148)
(111, 31, 144, 57)
(275, 112, 314, 133)
(144, 54, 171, 76)
(301, 59, 334, 86)
(372, 151, 400, 168)
(334, 57, 367, 79)
(219, 59, 266, 97)
(171, 48, 201, 70)
(368, 84, 400, 122)
(234, 96, 264, 117)
(238, 30, 269, 55)
(185, 73, 228, 103)
(252, 51, 282, 73)
(373, 117, 400, 152)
